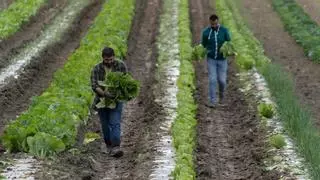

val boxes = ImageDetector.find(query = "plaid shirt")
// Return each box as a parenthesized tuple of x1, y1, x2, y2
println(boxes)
(90, 60, 127, 109)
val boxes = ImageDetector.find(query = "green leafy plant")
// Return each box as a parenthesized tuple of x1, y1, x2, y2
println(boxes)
(0, 0, 47, 39)
(172, 0, 197, 179)
(218, 0, 320, 178)
(269, 134, 286, 149)
(83, 132, 100, 145)
(272, 0, 320, 63)
(96, 71, 140, 109)
(27, 132, 65, 158)
(220, 41, 237, 58)
(1, 0, 135, 156)
(191, 44, 207, 61)
(258, 103, 275, 119)
(236, 54, 255, 70)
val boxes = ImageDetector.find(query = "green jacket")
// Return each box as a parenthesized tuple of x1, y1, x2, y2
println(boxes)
(201, 25, 231, 60)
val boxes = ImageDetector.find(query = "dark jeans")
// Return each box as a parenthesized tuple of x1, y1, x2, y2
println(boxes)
(97, 103, 123, 147)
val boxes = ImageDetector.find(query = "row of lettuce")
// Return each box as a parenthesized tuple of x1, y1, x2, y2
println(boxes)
(218, 0, 320, 179)
(0, 0, 48, 39)
(0, 0, 135, 157)
(272, 0, 320, 63)
(171, 0, 197, 179)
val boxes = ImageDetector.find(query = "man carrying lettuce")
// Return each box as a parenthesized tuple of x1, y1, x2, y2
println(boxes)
(90, 47, 127, 157)
(201, 14, 231, 108)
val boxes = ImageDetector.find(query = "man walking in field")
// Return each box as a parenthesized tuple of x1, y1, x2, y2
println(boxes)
(90, 47, 127, 157)
(201, 14, 231, 108)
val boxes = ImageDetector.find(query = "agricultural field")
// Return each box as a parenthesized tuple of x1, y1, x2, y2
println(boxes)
(0, 0, 319, 179)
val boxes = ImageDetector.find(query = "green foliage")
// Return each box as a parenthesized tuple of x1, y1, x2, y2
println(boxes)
(235, 54, 255, 70)
(1, 0, 135, 156)
(261, 63, 320, 178)
(220, 41, 237, 58)
(0, 0, 47, 39)
(172, 0, 197, 179)
(272, 0, 320, 63)
(27, 132, 65, 158)
(216, 0, 267, 71)
(96, 71, 140, 109)
(191, 44, 206, 61)
(218, 0, 320, 178)
(83, 132, 100, 145)
(269, 134, 286, 149)
(258, 103, 275, 119)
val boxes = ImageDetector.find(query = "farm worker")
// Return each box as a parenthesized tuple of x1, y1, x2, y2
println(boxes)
(90, 47, 127, 157)
(201, 14, 231, 108)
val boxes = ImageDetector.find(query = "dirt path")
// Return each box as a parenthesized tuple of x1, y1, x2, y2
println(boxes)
(0, 0, 103, 134)
(34, 0, 163, 179)
(0, 0, 68, 69)
(189, 0, 279, 179)
(237, 0, 320, 127)
(0, 0, 14, 10)
(296, 0, 320, 25)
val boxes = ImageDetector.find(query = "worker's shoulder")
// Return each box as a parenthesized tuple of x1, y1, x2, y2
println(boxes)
(115, 59, 126, 65)
(219, 25, 229, 32)
(202, 26, 211, 33)
(93, 62, 103, 71)
(115, 59, 127, 68)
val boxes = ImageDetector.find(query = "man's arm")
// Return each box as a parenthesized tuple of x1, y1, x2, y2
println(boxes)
(201, 29, 207, 47)
(120, 61, 128, 73)
(225, 28, 231, 42)
(90, 66, 104, 97)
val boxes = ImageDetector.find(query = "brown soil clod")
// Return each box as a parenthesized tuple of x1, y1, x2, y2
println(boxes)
(0, 0, 14, 10)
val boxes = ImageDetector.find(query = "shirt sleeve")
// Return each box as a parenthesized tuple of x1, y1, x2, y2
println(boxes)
(120, 61, 128, 73)
(225, 28, 231, 42)
(201, 29, 207, 47)
(90, 65, 99, 93)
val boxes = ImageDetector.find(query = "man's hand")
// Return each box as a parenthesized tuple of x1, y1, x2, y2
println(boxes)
(104, 91, 116, 99)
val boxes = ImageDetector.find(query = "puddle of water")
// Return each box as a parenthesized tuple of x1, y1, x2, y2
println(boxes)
(0, 0, 89, 88)
(1, 156, 40, 180)
(149, 0, 180, 179)
(238, 68, 311, 180)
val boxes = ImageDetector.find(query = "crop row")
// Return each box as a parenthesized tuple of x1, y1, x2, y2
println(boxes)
(272, 0, 320, 63)
(218, 0, 320, 178)
(0, 0, 47, 39)
(1, 0, 135, 157)
(171, 0, 197, 179)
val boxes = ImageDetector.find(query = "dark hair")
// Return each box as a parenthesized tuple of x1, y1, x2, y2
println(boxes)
(102, 47, 115, 57)
(209, 14, 219, 21)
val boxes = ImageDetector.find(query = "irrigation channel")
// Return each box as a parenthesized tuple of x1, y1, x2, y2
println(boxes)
(0, 0, 315, 179)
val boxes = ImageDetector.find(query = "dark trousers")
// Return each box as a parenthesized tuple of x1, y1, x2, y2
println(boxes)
(97, 103, 123, 147)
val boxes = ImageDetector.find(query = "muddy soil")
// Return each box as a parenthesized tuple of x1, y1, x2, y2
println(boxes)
(237, 0, 320, 127)
(296, 0, 320, 25)
(0, 0, 14, 10)
(0, 0, 68, 69)
(33, 0, 164, 179)
(0, 0, 103, 134)
(189, 0, 279, 179)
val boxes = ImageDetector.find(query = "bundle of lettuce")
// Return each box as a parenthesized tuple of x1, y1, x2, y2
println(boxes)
(192, 44, 207, 61)
(220, 41, 237, 58)
(97, 72, 140, 109)
(191, 42, 237, 61)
